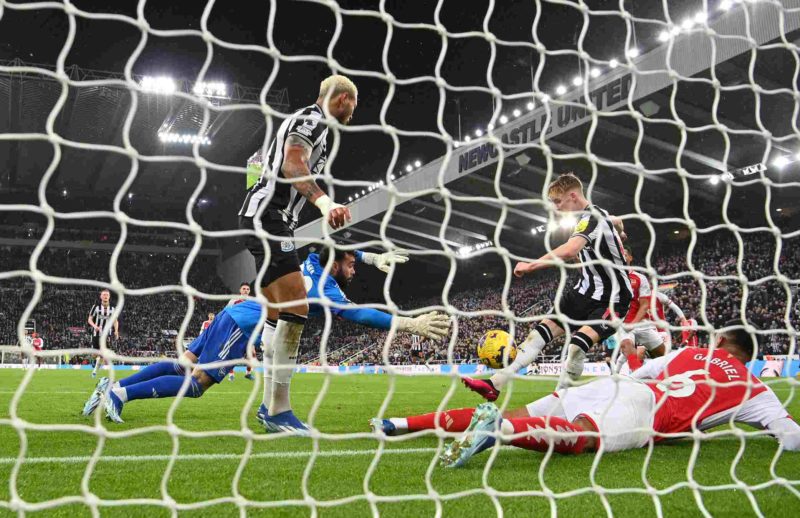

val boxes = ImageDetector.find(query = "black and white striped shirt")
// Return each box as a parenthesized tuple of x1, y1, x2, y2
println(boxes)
(88, 303, 114, 337)
(570, 205, 633, 305)
(239, 103, 329, 229)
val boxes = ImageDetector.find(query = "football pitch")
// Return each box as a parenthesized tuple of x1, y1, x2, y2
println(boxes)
(1, 370, 798, 517)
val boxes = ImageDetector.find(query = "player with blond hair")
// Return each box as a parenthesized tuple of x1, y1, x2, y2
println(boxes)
(463, 173, 632, 397)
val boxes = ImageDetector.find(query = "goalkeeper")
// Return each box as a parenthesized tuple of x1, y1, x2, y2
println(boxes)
(81, 300, 262, 423)
(256, 244, 450, 430)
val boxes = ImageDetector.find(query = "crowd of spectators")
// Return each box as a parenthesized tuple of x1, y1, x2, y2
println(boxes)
(1, 232, 798, 366)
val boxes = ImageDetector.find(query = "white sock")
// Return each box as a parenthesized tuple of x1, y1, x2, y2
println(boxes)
(261, 320, 277, 408)
(615, 351, 627, 373)
(564, 344, 587, 380)
(269, 315, 306, 416)
(491, 326, 550, 390)
(389, 418, 408, 432)
(112, 387, 128, 402)
(93, 357, 101, 374)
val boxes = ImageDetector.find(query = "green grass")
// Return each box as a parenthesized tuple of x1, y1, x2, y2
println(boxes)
(0, 370, 798, 517)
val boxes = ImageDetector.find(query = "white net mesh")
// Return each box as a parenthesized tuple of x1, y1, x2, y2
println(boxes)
(1, 0, 800, 515)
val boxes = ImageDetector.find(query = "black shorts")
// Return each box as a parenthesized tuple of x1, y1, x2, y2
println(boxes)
(239, 211, 301, 286)
(554, 290, 630, 341)
(91, 334, 100, 349)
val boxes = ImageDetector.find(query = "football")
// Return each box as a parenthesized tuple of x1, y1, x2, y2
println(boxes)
(477, 329, 516, 369)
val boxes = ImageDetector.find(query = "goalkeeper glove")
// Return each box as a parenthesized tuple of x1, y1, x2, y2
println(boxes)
(396, 312, 451, 341)
(361, 249, 410, 273)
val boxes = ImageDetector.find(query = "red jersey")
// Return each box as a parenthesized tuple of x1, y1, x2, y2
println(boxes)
(623, 271, 652, 324)
(681, 318, 698, 347)
(32, 338, 43, 350)
(639, 347, 787, 438)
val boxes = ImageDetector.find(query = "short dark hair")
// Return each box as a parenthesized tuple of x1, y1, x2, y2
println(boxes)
(100, 288, 110, 294)
(721, 320, 757, 360)
(319, 244, 356, 266)
(239, 282, 249, 288)
(623, 244, 633, 257)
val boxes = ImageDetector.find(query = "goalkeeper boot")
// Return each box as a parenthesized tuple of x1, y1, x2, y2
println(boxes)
(103, 391, 124, 424)
(81, 377, 109, 416)
(369, 418, 397, 436)
(244, 373, 255, 381)
(440, 402, 499, 468)
(461, 377, 500, 402)
(263, 410, 310, 436)
(256, 403, 268, 426)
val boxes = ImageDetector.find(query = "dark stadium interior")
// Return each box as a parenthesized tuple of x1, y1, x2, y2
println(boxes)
(1, 0, 798, 362)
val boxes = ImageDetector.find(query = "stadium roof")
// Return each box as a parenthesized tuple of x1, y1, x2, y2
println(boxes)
(1, 0, 799, 282)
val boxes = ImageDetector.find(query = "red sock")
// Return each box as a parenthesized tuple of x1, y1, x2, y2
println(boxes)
(246, 366, 252, 375)
(508, 416, 588, 455)
(406, 408, 475, 432)
(627, 353, 643, 371)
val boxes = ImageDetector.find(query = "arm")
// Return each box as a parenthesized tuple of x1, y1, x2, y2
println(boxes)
(87, 306, 99, 331)
(357, 249, 410, 273)
(628, 274, 652, 325)
(736, 388, 800, 451)
(113, 318, 119, 339)
(282, 115, 350, 229)
(514, 236, 586, 277)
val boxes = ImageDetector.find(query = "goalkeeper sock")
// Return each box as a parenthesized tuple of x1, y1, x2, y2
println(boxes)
(115, 361, 183, 388)
(261, 319, 277, 408)
(92, 357, 101, 374)
(112, 375, 203, 403)
(502, 416, 588, 455)
(614, 352, 627, 373)
(269, 313, 306, 416)
(406, 408, 476, 432)
(492, 324, 552, 390)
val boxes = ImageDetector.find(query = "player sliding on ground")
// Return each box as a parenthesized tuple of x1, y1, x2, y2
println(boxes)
(462, 173, 632, 398)
(372, 323, 800, 467)
(255, 244, 451, 429)
(81, 300, 261, 423)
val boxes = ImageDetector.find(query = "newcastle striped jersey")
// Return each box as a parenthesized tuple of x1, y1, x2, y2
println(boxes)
(570, 205, 633, 304)
(238, 103, 329, 229)
(88, 303, 115, 337)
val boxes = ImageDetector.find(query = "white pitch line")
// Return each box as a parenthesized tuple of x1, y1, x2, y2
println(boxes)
(0, 447, 443, 465)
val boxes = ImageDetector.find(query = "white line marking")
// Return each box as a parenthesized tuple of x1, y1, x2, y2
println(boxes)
(0, 447, 441, 465)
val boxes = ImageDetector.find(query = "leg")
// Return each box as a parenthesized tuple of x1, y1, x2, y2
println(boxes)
(491, 319, 563, 389)
(256, 316, 278, 424)
(462, 320, 563, 401)
(558, 325, 601, 388)
(370, 408, 477, 436)
(265, 271, 309, 417)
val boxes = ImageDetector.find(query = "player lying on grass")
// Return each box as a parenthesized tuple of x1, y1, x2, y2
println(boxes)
(81, 300, 261, 423)
(256, 244, 450, 431)
(462, 173, 632, 400)
(371, 323, 800, 467)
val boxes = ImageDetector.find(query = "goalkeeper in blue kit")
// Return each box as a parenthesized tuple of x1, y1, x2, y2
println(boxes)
(256, 245, 451, 432)
(81, 300, 263, 423)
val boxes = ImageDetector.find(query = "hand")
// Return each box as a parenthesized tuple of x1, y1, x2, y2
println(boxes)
(370, 249, 410, 273)
(93, 324, 102, 332)
(327, 204, 351, 230)
(514, 261, 535, 278)
(397, 312, 451, 341)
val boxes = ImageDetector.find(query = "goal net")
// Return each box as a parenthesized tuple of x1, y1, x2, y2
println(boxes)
(1, 0, 799, 516)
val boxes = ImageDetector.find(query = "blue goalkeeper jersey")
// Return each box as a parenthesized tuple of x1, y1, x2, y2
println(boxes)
(222, 300, 262, 339)
(301, 252, 392, 329)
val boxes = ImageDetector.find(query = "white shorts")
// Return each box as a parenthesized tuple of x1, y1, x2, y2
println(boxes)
(526, 378, 656, 452)
(615, 326, 664, 352)
(660, 330, 672, 350)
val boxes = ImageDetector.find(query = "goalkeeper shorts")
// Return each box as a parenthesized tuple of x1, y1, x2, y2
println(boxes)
(188, 312, 249, 383)
(239, 210, 301, 286)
